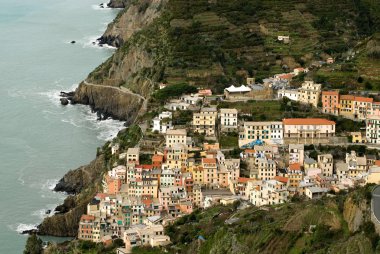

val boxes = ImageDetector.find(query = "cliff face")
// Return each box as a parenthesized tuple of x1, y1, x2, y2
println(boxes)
(73, 82, 143, 123)
(38, 155, 106, 236)
(99, 0, 167, 47)
(73, 0, 166, 121)
(343, 196, 368, 233)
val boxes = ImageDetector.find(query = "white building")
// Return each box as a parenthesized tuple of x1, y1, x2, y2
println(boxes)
(317, 154, 333, 177)
(277, 89, 298, 101)
(152, 111, 173, 134)
(165, 129, 187, 148)
(305, 186, 328, 199)
(250, 180, 289, 206)
(181, 94, 202, 105)
(219, 108, 238, 132)
(289, 144, 304, 164)
(366, 115, 380, 144)
(239, 121, 283, 147)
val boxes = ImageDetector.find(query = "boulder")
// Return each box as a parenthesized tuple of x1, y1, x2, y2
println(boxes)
(60, 98, 69, 106)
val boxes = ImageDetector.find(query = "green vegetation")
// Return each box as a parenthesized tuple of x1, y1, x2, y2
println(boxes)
(219, 132, 238, 148)
(91, 0, 380, 93)
(24, 234, 42, 254)
(44, 239, 124, 254)
(152, 83, 198, 103)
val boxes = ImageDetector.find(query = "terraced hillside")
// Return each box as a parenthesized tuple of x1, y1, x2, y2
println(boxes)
(89, 0, 380, 95)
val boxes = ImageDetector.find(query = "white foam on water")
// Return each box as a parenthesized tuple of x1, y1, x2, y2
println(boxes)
(41, 179, 59, 191)
(8, 223, 37, 234)
(91, 2, 112, 10)
(31, 203, 58, 219)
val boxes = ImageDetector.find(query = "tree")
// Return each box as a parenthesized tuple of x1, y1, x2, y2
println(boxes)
(24, 234, 42, 254)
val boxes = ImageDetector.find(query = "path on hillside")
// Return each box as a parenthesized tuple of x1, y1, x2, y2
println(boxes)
(83, 80, 149, 123)
(372, 186, 380, 224)
(83, 80, 146, 101)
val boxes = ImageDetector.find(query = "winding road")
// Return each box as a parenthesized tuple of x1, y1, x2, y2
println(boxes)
(372, 186, 380, 223)
(83, 80, 148, 123)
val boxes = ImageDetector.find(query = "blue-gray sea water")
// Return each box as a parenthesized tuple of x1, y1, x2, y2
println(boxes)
(0, 0, 120, 252)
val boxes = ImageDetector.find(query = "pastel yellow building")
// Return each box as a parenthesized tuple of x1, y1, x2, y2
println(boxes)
(339, 95, 354, 118)
(166, 143, 188, 170)
(298, 81, 321, 107)
(193, 107, 218, 136)
(351, 132, 366, 143)
(165, 129, 187, 148)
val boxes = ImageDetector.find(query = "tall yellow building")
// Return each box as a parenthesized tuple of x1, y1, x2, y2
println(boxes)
(298, 81, 321, 107)
(193, 107, 218, 136)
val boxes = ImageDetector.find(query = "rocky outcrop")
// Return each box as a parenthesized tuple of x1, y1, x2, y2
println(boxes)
(107, 0, 130, 8)
(38, 155, 106, 236)
(99, 0, 167, 47)
(343, 195, 370, 233)
(54, 154, 106, 194)
(72, 82, 143, 123)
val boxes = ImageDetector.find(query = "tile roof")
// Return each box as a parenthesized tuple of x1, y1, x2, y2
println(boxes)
(289, 163, 301, 170)
(274, 176, 289, 183)
(152, 154, 163, 162)
(354, 96, 373, 103)
(202, 158, 217, 164)
(322, 90, 339, 96)
(238, 177, 252, 183)
(340, 95, 355, 100)
(283, 118, 335, 125)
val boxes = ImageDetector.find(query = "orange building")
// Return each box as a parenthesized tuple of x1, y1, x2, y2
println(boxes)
(78, 215, 95, 240)
(322, 91, 339, 115)
(152, 154, 164, 168)
(104, 175, 122, 195)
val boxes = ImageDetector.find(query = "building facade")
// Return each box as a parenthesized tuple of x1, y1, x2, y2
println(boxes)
(298, 81, 321, 107)
(321, 91, 339, 115)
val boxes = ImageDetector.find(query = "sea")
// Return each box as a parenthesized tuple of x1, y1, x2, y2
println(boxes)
(0, 0, 121, 252)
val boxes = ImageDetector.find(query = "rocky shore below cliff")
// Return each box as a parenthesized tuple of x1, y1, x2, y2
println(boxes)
(35, 154, 106, 237)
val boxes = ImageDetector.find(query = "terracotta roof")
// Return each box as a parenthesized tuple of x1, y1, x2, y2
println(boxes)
(322, 91, 339, 96)
(283, 118, 335, 125)
(289, 163, 301, 170)
(354, 96, 373, 103)
(278, 73, 294, 80)
(96, 193, 108, 200)
(81, 215, 95, 221)
(245, 149, 255, 154)
(202, 158, 217, 164)
(141, 164, 153, 170)
(152, 155, 163, 162)
(274, 176, 289, 183)
(373, 102, 380, 105)
(375, 160, 380, 166)
(238, 177, 251, 183)
(340, 95, 354, 100)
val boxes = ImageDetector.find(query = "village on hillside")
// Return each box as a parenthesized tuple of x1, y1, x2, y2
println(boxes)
(77, 67, 380, 254)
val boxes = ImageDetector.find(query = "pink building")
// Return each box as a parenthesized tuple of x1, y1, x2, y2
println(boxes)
(322, 91, 339, 115)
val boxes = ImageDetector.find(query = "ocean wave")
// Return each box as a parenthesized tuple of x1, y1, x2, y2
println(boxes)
(31, 203, 58, 219)
(41, 179, 59, 191)
(91, 2, 112, 10)
(62, 107, 126, 141)
(9, 223, 38, 234)
(80, 35, 117, 50)
(37, 83, 78, 107)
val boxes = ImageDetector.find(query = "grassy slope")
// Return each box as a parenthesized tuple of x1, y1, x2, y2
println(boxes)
(91, 0, 380, 93)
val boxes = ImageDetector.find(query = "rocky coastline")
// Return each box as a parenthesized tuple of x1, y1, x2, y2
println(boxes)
(27, 0, 165, 239)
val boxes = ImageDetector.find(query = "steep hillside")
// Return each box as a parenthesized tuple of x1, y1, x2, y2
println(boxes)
(87, 0, 380, 100)
(41, 186, 379, 254)
(37, 125, 142, 237)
